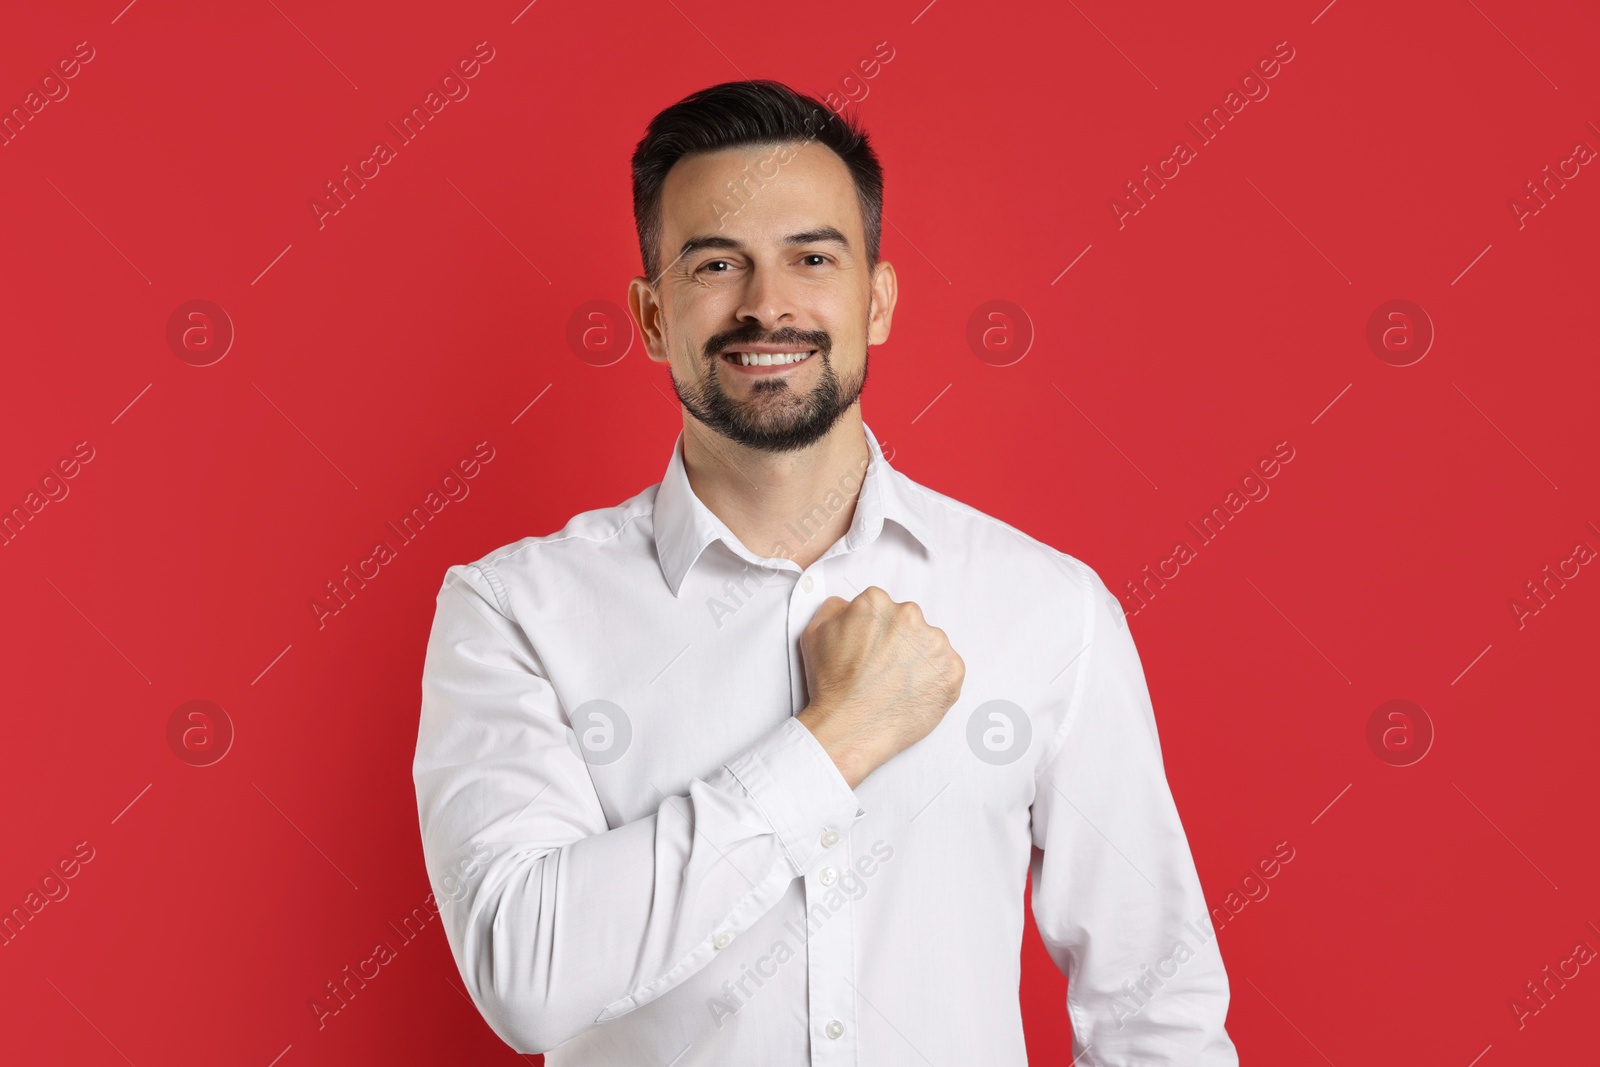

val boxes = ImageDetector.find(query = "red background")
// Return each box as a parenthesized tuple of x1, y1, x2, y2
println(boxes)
(3, 0, 1597, 1063)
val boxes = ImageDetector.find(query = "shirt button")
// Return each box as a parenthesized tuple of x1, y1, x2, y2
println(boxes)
(820, 828, 839, 848)
(819, 866, 837, 886)
(801, 574, 815, 593)
(826, 1019, 844, 1039)
(713, 932, 730, 949)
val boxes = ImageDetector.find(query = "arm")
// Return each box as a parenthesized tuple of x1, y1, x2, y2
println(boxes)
(413, 562, 862, 1054)
(1029, 563, 1239, 1066)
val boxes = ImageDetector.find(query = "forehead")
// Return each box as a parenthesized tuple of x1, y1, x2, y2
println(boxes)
(659, 140, 863, 248)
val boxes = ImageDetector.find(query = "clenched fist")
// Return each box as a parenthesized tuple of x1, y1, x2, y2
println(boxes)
(796, 586, 965, 789)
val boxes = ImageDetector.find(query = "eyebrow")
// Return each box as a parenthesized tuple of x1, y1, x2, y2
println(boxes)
(675, 226, 851, 262)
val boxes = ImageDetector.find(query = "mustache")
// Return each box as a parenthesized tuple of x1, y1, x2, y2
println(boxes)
(705, 327, 830, 358)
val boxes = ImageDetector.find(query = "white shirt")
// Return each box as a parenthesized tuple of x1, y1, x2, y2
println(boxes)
(413, 420, 1239, 1065)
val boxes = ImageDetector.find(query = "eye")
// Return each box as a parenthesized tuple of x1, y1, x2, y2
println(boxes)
(697, 259, 735, 274)
(801, 254, 830, 267)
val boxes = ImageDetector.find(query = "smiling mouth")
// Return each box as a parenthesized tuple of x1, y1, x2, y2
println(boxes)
(721, 350, 817, 368)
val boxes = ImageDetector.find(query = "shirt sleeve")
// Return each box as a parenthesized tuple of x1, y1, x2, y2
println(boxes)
(1028, 561, 1239, 1066)
(413, 562, 863, 1054)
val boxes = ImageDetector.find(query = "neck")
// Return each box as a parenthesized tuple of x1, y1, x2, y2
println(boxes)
(680, 412, 871, 571)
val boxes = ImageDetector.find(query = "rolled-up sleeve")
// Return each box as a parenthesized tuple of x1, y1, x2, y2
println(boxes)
(1028, 562, 1239, 1066)
(413, 562, 862, 1054)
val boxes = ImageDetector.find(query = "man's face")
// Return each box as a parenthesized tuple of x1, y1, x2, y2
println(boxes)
(630, 140, 896, 454)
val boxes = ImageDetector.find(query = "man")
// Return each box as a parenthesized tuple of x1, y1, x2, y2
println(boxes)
(413, 79, 1239, 1065)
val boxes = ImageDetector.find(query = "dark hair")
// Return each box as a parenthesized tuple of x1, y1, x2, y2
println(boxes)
(630, 80, 884, 283)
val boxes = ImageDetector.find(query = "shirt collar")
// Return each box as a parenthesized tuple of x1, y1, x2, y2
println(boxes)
(653, 420, 939, 597)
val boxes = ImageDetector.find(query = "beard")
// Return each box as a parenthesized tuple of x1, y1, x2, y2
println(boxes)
(667, 321, 870, 455)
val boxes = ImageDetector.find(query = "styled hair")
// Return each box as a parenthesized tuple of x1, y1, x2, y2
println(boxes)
(630, 79, 884, 283)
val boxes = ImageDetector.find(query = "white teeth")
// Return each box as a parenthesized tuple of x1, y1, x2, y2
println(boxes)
(732, 350, 812, 367)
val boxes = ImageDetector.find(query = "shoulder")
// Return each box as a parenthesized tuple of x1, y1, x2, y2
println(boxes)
(895, 469, 1109, 601)
(438, 484, 661, 608)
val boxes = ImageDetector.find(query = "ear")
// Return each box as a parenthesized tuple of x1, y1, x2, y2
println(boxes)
(628, 276, 669, 362)
(866, 260, 897, 346)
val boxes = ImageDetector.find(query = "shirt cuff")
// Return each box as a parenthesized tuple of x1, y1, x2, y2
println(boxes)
(725, 715, 865, 878)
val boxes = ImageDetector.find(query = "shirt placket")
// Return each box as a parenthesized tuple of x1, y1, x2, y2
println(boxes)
(787, 560, 860, 1066)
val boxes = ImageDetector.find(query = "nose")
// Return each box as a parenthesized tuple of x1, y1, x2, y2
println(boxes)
(733, 262, 798, 333)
